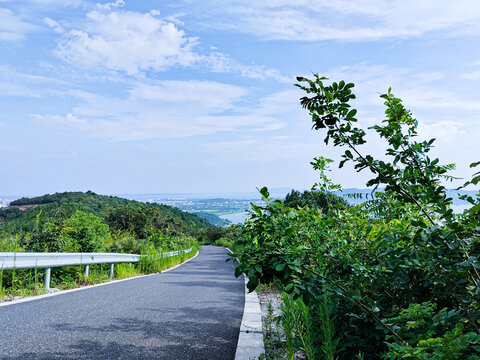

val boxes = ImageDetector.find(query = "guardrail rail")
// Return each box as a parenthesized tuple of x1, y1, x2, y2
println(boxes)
(0, 247, 193, 289)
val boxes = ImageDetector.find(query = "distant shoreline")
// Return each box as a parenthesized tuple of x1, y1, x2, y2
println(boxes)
(219, 212, 249, 224)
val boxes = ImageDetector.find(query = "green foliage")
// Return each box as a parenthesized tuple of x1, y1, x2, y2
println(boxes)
(318, 293, 339, 360)
(197, 226, 237, 254)
(1, 191, 211, 237)
(105, 230, 143, 254)
(284, 189, 348, 215)
(281, 293, 296, 360)
(0, 191, 212, 255)
(114, 263, 142, 278)
(0, 235, 25, 252)
(384, 302, 480, 359)
(0, 191, 205, 301)
(279, 292, 329, 360)
(105, 205, 188, 238)
(293, 296, 316, 360)
(296, 75, 458, 223)
(284, 157, 348, 217)
(233, 75, 480, 359)
(197, 226, 233, 244)
(138, 241, 198, 274)
(62, 211, 109, 252)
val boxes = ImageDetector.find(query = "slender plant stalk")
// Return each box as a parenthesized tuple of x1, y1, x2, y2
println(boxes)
(300, 264, 406, 344)
(281, 293, 296, 360)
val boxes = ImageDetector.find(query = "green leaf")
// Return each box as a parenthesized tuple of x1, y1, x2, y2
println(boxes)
(346, 109, 357, 119)
(330, 286, 344, 296)
(247, 276, 258, 292)
(259, 186, 270, 198)
(234, 267, 243, 278)
(275, 263, 286, 271)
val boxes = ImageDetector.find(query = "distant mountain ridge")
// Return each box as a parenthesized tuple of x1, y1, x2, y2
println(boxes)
(117, 188, 478, 205)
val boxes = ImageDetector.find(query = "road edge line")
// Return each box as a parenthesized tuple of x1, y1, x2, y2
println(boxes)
(0, 250, 200, 308)
(227, 248, 265, 360)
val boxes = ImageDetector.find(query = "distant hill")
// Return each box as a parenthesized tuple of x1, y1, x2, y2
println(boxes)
(0, 191, 213, 235)
(117, 188, 478, 204)
(118, 187, 293, 201)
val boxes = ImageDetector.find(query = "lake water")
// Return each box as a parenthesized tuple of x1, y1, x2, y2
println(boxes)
(219, 212, 249, 224)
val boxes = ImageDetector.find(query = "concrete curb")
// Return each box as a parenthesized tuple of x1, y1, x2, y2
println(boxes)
(227, 248, 264, 360)
(0, 250, 199, 308)
(235, 275, 265, 360)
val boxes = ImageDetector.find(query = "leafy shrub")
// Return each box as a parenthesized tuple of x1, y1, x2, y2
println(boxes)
(233, 76, 480, 359)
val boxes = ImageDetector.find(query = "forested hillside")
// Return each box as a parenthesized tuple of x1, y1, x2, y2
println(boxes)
(0, 191, 212, 253)
(192, 211, 231, 227)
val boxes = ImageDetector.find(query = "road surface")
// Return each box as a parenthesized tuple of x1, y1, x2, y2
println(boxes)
(0, 246, 244, 360)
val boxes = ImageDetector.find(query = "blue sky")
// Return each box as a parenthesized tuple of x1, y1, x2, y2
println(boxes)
(1, 0, 479, 196)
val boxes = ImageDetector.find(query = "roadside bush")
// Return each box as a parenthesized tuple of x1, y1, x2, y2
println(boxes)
(233, 76, 480, 359)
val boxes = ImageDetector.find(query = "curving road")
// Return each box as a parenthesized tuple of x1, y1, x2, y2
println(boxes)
(0, 246, 245, 360)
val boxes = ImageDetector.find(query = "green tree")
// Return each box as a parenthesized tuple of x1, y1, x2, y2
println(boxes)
(61, 211, 109, 252)
(284, 189, 348, 214)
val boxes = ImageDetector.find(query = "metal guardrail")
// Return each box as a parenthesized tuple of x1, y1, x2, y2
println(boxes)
(0, 247, 193, 289)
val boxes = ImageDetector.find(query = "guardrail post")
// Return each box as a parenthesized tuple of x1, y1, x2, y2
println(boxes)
(109, 263, 114, 279)
(44, 268, 51, 290)
(84, 265, 89, 278)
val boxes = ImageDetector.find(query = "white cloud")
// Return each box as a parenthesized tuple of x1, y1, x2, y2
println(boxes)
(320, 63, 480, 113)
(44, 17, 64, 33)
(96, 0, 124, 11)
(128, 80, 247, 111)
(184, 0, 480, 41)
(204, 51, 292, 83)
(0, 8, 36, 41)
(55, 10, 199, 75)
(202, 139, 319, 162)
(418, 121, 466, 143)
(463, 70, 480, 81)
(462, 62, 480, 81)
(255, 90, 302, 115)
(34, 80, 288, 141)
(0, 81, 43, 98)
(51, 7, 288, 81)
(0, 66, 67, 97)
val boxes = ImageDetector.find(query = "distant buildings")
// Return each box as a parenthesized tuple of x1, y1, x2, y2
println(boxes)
(0, 198, 12, 208)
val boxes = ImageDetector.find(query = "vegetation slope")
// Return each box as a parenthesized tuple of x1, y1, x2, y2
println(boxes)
(0, 191, 213, 253)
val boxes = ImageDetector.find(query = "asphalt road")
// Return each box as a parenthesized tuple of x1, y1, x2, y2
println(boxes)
(0, 246, 245, 360)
